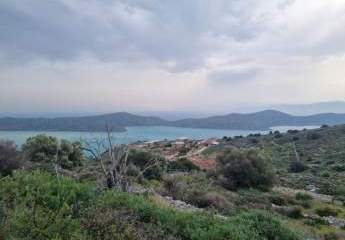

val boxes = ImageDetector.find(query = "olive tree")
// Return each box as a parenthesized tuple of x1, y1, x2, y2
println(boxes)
(22, 134, 83, 170)
(216, 148, 275, 191)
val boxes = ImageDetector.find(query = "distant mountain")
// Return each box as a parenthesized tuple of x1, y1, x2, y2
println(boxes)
(174, 110, 345, 130)
(269, 101, 345, 115)
(173, 110, 293, 130)
(0, 112, 167, 132)
(1, 110, 345, 131)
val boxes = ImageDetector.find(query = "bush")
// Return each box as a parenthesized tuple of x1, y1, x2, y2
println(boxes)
(216, 148, 275, 191)
(323, 232, 339, 240)
(0, 171, 95, 239)
(83, 207, 140, 240)
(307, 133, 321, 140)
(295, 192, 312, 201)
(58, 140, 84, 169)
(178, 146, 190, 156)
(167, 158, 200, 172)
(315, 206, 339, 217)
(295, 193, 312, 208)
(128, 149, 166, 180)
(292, 137, 299, 141)
(0, 140, 21, 176)
(286, 206, 303, 219)
(97, 191, 301, 240)
(304, 218, 329, 228)
(188, 191, 231, 210)
(0, 171, 302, 240)
(332, 164, 345, 172)
(289, 161, 308, 173)
(161, 173, 210, 205)
(269, 194, 291, 206)
(22, 135, 83, 169)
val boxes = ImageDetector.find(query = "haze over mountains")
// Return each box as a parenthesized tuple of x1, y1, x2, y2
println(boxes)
(1, 109, 345, 132)
(1, 101, 344, 120)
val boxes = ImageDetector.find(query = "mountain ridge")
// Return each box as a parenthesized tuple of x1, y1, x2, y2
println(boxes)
(1, 110, 345, 132)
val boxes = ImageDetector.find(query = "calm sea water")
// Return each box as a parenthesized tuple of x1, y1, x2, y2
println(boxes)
(0, 125, 319, 147)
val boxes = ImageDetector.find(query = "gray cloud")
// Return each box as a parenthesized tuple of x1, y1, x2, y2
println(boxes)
(1, 0, 345, 113)
(208, 68, 262, 85)
(1, 0, 345, 71)
(0, 0, 269, 70)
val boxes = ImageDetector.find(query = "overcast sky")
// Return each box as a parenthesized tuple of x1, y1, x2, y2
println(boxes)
(1, 0, 345, 114)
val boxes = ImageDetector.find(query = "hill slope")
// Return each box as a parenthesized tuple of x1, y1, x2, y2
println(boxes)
(173, 110, 345, 130)
(0, 112, 168, 132)
(1, 110, 345, 131)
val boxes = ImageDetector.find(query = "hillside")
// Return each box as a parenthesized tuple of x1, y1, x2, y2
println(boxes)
(0, 112, 167, 132)
(1, 110, 345, 131)
(1, 124, 345, 239)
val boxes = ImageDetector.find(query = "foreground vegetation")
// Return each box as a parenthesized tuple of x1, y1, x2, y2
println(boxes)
(1, 124, 345, 239)
(0, 171, 300, 240)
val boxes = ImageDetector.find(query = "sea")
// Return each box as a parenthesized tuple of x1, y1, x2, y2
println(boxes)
(0, 125, 320, 147)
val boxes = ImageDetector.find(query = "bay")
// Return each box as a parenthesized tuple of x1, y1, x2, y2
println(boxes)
(0, 125, 319, 147)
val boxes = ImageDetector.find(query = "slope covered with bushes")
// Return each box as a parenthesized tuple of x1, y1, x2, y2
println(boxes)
(0, 171, 301, 240)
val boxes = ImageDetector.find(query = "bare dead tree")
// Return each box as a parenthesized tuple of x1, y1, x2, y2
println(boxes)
(81, 124, 161, 192)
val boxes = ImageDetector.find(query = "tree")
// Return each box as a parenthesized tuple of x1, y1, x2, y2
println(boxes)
(82, 125, 161, 191)
(22, 135, 83, 170)
(0, 140, 21, 176)
(127, 149, 166, 180)
(216, 148, 275, 191)
(58, 140, 83, 169)
(22, 135, 58, 163)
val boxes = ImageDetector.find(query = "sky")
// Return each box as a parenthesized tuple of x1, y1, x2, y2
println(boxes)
(1, 0, 345, 115)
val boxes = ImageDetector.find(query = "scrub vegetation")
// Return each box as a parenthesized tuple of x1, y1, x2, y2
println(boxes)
(1, 124, 345, 239)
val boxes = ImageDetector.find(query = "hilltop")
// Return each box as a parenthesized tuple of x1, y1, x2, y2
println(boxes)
(2, 110, 345, 131)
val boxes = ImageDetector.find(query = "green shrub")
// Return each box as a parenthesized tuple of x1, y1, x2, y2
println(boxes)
(0, 140, 21, 176)
(315, 206, 339, 217)
(188, 191, 232, 210)
(82, 207, 140, 240)
(323, 232, 339, 240)
(167, 157, 200, 172)
(178, 146, 190, 156)
(304, 218, 328, 228)
(0, 171, 95, 239)
(332, 164, 345, 172)
(286, 206, 303, 219)
(289, 161, 308, 173)
(22, 135, 83, 169)
(161, 172, 211, 207)
(307, 133, 321, 140)
(295, 192, 312, 208)
(0, 171, 302, 240)
(270, 195, 288, 206)
(128, 149, 166, 180)
(216, 148, 275, 191)
(295, 192, 312, 201)
(97, 191, 301, 240)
